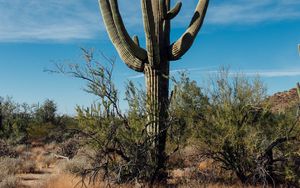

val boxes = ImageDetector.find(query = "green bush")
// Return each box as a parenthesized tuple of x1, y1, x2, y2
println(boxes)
(0, 97, 77, 144)
(195, 69, 300, 186)
(54, 50, 300, 186)
(168, 72, 209, 150)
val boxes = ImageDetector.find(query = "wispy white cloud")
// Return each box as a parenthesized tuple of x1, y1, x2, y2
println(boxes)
(202, 68, 300, 78)
(236, 70, 300, 78)
(0, 0, 101, 42)
(129, 68, 300, 79)
(128, 66, 217, 79)
(207, 0, 300, 24)
(0, 0, 300, 42)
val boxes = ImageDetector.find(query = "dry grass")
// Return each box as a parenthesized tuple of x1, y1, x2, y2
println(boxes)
(178, 183, 261, 188)
(43, 173, 156, 188)
(0, 157, 22, 188)
(0, 157, 21, 176)
(2, 142, 273, 188)
(14, 144, 28, 155)
(43, 174, 105, 188)
(19, 160, 37, 174)
(41, 154, 56, 168)
(30, 147, 44, 157)
(62, 156, 91, 176)
(44, 142, 57, 151)
(0, 175, 20, 188)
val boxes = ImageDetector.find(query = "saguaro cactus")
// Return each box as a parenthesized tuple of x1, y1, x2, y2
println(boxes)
(98, 0, 209, 173)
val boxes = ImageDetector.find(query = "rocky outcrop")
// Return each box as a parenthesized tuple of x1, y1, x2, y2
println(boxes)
(267, 88, 300, 113)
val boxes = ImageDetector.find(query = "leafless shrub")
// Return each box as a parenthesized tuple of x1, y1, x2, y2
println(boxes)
(58, 138, 80, 159)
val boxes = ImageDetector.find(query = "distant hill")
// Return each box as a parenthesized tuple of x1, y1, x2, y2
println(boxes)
(267, 87, 300, 113)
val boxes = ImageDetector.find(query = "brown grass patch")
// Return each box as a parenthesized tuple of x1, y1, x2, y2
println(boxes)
(43, 174, 104, 188)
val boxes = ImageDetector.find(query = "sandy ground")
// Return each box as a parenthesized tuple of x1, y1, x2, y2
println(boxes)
(15, 143, 65, 188)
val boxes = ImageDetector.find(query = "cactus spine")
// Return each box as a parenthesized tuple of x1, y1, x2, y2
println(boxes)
(98, 0, 209, 172)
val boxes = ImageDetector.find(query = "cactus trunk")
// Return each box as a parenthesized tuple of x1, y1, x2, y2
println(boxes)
(145, 62, 169, 172)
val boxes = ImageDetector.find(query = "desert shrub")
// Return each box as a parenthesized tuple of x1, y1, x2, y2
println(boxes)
(0, 140, 18, 158)
(58, 138, 80, 159)
(0, 157, 21, 188)
(53, 50, 171, 184)
(30, 100, 78, 143)
(0, 97, 75, 144)
(0, 157, 21, 176)
(63, 156, 92, 176)
(75, 103, 158, 183)
(42, 154, 56, 168)
(27, 121, 55, 141)
(20, 160, 37, 173)
(167, 73, 209, 156)
(196, 69, 300, 186)
(0, 97, 33, 143)
(52, 49, 216, 185)
(0, 175, 20, 188)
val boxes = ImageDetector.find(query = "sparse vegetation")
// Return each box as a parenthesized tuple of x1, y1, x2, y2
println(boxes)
(0, 157, 21, 188)
(49, 49, 300, 187)
(1, 0, 300, 186)
(58, 138, 80, 159)
(1, 62, 300, 187)
(0, 175, 20, 188)
(20, 160, 37, 174)
(195, 70, 300, 186)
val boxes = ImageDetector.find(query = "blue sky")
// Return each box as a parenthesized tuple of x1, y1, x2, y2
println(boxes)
(0, 0, 300, 114)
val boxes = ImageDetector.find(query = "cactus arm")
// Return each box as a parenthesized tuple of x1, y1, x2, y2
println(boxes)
(133, 35, 140, 47)
(164, 0, 171, 42)
(168, 0, 209, 61)
(109, 0, 147, 61)
(98, 0, 144, 72)
(141, 0, 159, 67)
(166, 2, 182, 20)
(161, 0, 168, 19)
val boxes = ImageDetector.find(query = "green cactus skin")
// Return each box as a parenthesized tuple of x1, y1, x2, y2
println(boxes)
(98, 0, 209, 172)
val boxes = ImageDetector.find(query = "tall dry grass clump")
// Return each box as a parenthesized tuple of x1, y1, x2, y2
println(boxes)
(0, 157, 21, 188)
